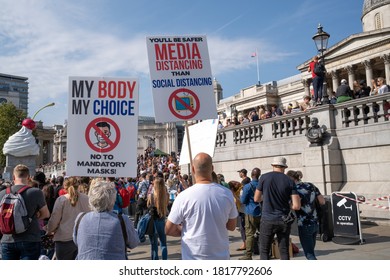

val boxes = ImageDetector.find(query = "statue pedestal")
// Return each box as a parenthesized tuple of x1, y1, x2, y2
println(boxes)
(3, 155, 37, 179)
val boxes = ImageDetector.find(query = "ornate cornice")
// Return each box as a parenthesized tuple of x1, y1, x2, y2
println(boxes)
(362, 59, 373, 69)
(380, 53, 390, 64)
(344, 65, 357, 75)
(362, 0, 390, 18)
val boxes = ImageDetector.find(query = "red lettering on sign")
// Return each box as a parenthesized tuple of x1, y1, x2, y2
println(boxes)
(155, 43, 201, 60)
(98, 81, 136, 99)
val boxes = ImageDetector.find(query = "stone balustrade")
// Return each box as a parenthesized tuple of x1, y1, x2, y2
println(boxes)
(213, 93, 390, 221)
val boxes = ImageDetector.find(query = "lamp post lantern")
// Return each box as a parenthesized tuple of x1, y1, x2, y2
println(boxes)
(312, 24, 330, 104)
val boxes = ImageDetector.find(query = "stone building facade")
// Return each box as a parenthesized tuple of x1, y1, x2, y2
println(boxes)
(210, 0, 390, 222)
(216, 0, 390, 124)
(0, 73, 29, 113)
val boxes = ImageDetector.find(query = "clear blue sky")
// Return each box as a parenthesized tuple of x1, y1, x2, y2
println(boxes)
(0, 0, 364, 126)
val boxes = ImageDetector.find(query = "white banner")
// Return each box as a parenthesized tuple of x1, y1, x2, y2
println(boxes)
(146, 35, 217, 123)
(179, 119, 218, 166)
(67, 76, 139, 177)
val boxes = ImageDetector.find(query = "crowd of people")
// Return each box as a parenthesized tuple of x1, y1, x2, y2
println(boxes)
(217, 56, 389, 129)
(332, 76, 389, 104)
(218, 95, 315, 129)
(0, 148, 327, 261)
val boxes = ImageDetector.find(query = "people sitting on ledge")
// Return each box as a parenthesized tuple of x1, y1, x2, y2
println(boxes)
(336, 79, 353, 103)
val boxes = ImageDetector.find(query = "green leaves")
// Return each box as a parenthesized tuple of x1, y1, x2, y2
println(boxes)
(0, 103, 27, 167)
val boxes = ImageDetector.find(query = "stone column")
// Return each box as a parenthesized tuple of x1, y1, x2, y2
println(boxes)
(53, 143, 58, 162)
(330, 70, 339, 94)
(48, 140, 54, 164)
(381, 54, 390, 85)
(302, 79, 310, 96)
(58, 141, 62, 162)
(345, 65, 356, 88)
(362, 60, 373, 85)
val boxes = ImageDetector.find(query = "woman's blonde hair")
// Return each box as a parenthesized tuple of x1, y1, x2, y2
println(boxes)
(149, 177, 168, 217)
(228, 180, 243, 210)
(64, 176, 80, 207)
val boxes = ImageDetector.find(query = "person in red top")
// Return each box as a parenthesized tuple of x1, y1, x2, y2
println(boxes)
(308, 56, 324, 106)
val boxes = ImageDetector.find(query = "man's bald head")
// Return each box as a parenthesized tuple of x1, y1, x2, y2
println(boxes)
(192, 152, 213, 180)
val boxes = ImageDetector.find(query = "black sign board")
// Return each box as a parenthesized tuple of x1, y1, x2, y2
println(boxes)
(331, 192, 364, 244)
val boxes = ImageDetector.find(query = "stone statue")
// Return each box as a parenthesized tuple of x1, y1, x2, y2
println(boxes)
(3, 118, 40, 178)
(306, 117, 325, 146)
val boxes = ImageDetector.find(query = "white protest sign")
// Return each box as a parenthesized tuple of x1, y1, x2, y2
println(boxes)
(67, 77, 139, 177)
(179, 119, 218, 166)
(146, 35, 217, 123)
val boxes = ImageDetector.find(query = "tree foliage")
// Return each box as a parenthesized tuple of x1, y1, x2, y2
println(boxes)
(0, 103, 27, 167)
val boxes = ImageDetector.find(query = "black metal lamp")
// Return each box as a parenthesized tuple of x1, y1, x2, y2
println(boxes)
(312, 24, 330, 104)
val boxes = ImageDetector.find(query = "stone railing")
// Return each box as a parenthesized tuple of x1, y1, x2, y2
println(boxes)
(40, 162, 67, 177)
(216, 93, 390, 147)
(334, 93, 390, 128)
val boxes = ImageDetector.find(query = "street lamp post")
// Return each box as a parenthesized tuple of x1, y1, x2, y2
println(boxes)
(312, 24, 330, 104)
(32, 102, 55, 120)
(230, 104, 236, 120)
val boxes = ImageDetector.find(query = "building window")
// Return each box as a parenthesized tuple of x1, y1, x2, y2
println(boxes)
(375, 13, 382, 29)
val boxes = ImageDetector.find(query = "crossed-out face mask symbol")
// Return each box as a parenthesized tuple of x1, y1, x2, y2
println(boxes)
(94, 122, 111, 148)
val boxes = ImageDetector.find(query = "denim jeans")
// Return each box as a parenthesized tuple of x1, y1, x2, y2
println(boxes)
(1, 241, 41, 260)
(148, 218, 167, 260)
(298, 223, 318, 260)
(312, 76, 324, 102)
(259, 219, 291, 260)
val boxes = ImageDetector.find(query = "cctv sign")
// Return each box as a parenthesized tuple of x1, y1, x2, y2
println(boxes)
(146, 35, 217, 123)
(331, 192, 361, 237)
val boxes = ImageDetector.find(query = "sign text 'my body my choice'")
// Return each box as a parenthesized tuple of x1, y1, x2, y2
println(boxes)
(71, 80, 137, 116)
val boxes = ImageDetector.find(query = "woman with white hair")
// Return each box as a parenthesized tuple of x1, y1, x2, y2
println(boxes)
(336, 79, 353, 103)
(73, 181, 139, 260)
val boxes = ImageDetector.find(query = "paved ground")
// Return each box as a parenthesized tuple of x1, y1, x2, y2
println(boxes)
(128, 220, 390, 260)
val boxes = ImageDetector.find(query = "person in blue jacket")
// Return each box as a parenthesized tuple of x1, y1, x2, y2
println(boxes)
(239, 167, 262, 260)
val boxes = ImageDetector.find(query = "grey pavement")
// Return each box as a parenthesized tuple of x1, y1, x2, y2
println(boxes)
(128, 220, 390, 260)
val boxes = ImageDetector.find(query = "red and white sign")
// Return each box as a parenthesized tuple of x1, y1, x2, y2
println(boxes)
(67, 76, 139, 177)
(85, 117, 121, 153)
(168, 88, 200, 120)
(146, 35, 217, 123)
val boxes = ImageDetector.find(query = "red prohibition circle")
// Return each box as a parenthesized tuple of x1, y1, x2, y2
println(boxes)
(168, 88, 200, 120)
(85, 117, 121, 153)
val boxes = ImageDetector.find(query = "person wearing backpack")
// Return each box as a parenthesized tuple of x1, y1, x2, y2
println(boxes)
(0, 164, 50, 260)
(134, 173, 149, 227)
(107, 177, 130, 215)
(53, 176, 64, 199)
(308, 55, 325, 106)
(239, 167, 262, 260)
(125, 178, 137, 217)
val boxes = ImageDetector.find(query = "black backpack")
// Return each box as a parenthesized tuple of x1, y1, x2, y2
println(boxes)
(314, 62, 325, 77)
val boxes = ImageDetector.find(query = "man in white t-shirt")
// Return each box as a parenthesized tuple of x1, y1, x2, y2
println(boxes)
(165, 152, 238, 260)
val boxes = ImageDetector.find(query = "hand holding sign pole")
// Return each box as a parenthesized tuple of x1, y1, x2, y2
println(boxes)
(184, 121, 194, 183)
